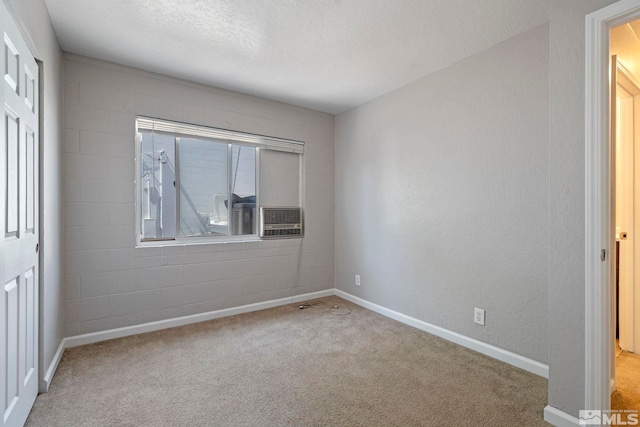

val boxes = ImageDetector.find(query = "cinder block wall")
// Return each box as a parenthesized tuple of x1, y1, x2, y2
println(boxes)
(62, 54, 334, 336)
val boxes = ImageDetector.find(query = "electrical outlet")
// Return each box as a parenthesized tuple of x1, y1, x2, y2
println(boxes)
(355, 274, 361, 286)
(474, 308, 485, 326)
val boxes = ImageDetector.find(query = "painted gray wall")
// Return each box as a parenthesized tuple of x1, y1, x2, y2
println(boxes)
(547, 0, 616, 416)
(62, 54, 334, 336)
(335, 26, 550, 363)
(3, 0, 64, 390)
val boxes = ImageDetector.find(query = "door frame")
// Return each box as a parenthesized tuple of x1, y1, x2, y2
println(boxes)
(585, 0, 640, 413)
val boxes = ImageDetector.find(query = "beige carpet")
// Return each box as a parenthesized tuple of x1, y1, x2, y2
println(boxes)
(612, 350, 640, 412)
(26, 296, 548, 426)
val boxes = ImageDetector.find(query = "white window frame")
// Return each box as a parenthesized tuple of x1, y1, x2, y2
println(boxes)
(135, 117, 304, 246)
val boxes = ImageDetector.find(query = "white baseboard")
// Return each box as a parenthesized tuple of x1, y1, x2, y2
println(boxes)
(544, 405, 579, 427)
(335, 290, 549, 379)
(292, 289, 334, 303)
(54, 288, 548, 397)
(65, 289, 334, 348)
(40, 338, 66, 392)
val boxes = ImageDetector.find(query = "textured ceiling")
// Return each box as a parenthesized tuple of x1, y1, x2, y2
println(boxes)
(43, 0, 548, 114)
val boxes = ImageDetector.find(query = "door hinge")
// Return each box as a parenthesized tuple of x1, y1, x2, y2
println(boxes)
(601, 249, 607, 262)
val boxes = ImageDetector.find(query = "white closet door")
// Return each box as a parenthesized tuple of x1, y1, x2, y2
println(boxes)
(0, 1, 40, 426)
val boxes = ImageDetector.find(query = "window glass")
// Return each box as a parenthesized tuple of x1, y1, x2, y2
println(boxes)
(178, 138, 228, 237)
(230, 145, 256, 235)
(140, 131, 176, 240)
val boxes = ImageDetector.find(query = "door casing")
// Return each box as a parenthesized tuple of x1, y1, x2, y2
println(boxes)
(585, 0, 640, 413)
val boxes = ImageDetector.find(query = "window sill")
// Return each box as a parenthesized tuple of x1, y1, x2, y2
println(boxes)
(136, 234, 262, 248)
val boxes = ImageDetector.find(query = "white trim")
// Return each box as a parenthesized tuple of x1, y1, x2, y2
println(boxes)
(585, 0, 640, 413)
(543, 406, 579, 427)
(1, 0, 44, 60)
(137, 117, 304, 152)
(40, 338, 66, 392)
(335, 290, 549, 378)
(65, 290, 333, 348)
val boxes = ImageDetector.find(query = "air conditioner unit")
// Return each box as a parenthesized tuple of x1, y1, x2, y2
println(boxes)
(259, 207, 303, 238)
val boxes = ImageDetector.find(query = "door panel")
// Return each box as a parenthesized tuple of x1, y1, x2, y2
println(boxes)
(24, 268, 35, 384)
(0, 2, 39, 426)
(5, 110, 18, 236)
(25, 129, 34, 233)
(4, 277, 19, 416)
(4, 36, 19, 94)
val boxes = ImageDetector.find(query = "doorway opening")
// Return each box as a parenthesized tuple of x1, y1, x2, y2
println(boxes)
(585, 0, 640, 415)
(611, 19, 640, 412)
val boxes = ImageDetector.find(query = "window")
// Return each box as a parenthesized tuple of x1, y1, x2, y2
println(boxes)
(137, 117, 303, 242)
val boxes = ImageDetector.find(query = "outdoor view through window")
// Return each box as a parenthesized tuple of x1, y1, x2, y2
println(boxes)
(140, 131, 256, 240)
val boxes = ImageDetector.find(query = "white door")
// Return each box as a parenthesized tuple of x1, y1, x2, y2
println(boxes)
(0, 2, 40, 426)
(615, 61, 640, 354)
(616, 66, 636, 353)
